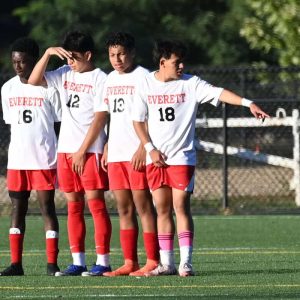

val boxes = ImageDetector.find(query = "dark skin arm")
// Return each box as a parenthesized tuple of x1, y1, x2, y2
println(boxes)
(54, 122, 61, 139)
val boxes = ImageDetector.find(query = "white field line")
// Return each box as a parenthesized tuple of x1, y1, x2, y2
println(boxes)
(2, 283, 300, 292)
(0, 247, 300, 257)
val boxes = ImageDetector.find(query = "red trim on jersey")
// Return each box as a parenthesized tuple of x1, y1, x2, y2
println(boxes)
(57, 153, 108, 192)
(146, 164, 195, 192)
(108, 162, 148, 190)
(7, 169, 57, 191)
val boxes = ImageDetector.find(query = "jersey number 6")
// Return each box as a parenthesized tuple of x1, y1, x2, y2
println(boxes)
(18, 109, 33, 124)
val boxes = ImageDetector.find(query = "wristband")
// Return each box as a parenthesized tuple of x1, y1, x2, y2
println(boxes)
(241, 98, 253, 107)
(144, 142, 155, 153)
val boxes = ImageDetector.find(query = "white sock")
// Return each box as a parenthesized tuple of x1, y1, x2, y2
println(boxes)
(9, 228, 21, 234)
(96, 254, 110, 266)
(72, 252, 86, 266)
(46, 230, 59, 239)
(159, 250, 175, 266)
(180, 246, 193, 265)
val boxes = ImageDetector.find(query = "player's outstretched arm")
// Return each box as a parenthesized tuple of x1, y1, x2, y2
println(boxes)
(219, 89, 270, 120)
(28, 47, 72, 87)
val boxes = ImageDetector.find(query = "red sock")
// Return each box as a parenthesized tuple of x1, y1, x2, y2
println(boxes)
(120, 228, 138, 262)
(9, 232, 24, 264)
(46, 237, 59, 264)
(143, 232, 159, 261)
(88, 199, 111, 254)
(68, 201, 86, 253)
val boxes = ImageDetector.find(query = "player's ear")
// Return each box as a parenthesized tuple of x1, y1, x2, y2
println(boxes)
(85, 51, 92, 61)
(160, 57, 166, 68)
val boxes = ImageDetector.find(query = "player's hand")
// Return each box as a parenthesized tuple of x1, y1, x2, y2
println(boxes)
(131, 146, 146, 171)
(101, 143, 108, 172)
(150, 149, 168, 168)
(46, 47, 73, 60)
(71, 151, 86, 176)
(249, 103, 270, 122)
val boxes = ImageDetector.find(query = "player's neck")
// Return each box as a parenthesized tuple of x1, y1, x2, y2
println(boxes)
(19, 76, 28, 84)
(80, 62, 95, 73)
(154, 70, 175, 82)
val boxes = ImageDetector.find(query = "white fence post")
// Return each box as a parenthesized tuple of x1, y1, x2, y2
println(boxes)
(292, 109, 300, 206)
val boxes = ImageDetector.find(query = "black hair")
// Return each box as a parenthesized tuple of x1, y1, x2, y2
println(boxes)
(105, 32, 135, 52)
(152, 39, 187, 66)
(11, 37, 39, 59)
(62, 31, 95, 53)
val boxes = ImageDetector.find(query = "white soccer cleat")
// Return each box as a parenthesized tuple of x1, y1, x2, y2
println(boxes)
(178, 263, 194, 277)
(145, 263, 177, 276)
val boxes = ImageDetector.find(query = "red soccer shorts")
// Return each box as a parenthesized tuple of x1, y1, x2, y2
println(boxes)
(7, 169, 57, 191)
(57, 153, 108, 193)
(108, 161, 148, 190)
(146, 164, 195, 192)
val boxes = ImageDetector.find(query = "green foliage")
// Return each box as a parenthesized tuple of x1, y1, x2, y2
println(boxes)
(241, 0, 300, 66)
(11, 0, 262, 71)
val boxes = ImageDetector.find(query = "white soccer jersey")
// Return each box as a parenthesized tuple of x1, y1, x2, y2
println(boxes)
(45, 65, 107, 153)
(132, 72, 223, 166)
(102, 66, 149, 162)
(1, 76, 61, 170)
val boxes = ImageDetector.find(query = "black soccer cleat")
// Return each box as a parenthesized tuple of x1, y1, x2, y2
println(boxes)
(0, 263, 24, 276)
(47, 263, 60, 276)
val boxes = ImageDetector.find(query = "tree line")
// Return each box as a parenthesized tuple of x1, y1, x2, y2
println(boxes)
(1, 0, 299, 72)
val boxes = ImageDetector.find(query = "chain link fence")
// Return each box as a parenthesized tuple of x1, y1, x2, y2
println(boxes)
(0, 66, 299, 215)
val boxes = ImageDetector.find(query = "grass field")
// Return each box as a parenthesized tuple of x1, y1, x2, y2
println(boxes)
(1, 215, 300, 299)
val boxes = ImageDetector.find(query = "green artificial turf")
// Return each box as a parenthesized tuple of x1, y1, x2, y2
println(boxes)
(1, 215, 300, 299)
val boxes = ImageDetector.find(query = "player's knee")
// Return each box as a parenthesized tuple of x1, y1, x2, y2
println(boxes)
(9, 190, 30, 200)
(39, 203, 55, 217)
(173, 204, 190, 216)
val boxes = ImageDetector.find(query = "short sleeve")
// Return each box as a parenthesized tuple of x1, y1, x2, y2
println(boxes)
(45, 65, 70, 90)
(94, 72, 108, 112)
(47, 87, 62, 122)
(132, 79, 148, 122)
(1, 84, 11, 124)
(194, 76, 223, 106)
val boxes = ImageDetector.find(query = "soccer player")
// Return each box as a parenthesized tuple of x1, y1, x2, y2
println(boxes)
(28, 31, 112, 276)
(132, 39, 270, 276)
(97, 32, 159, 277)
(0, 37, 61, 276)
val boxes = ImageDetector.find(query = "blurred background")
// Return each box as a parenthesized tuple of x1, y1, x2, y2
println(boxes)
(0, 0, 299, 215)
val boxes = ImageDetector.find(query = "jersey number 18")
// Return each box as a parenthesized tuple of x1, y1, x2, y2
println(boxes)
(158, 107, 175, 121)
